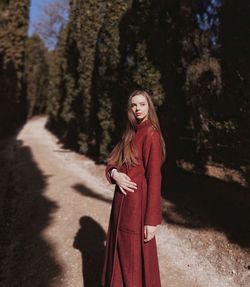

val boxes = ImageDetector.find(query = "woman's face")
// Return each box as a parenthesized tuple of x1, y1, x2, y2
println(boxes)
(131, 94, 149, 122)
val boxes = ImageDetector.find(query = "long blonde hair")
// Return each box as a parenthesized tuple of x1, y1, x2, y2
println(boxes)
(107, 89, 166, 167)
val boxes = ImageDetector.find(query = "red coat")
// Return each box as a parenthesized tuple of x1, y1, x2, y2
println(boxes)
(101, 119, 164, 287)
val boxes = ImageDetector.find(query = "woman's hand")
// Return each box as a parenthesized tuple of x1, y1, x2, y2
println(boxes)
(112, 170, 137, 195)
(144, 225, 158, 242)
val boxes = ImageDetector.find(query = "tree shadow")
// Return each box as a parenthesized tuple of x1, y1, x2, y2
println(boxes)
(163, 168, 250, 249)
(73, 216, 106, 287)
(0, 132, 63, 286)
(73, 183, 113, 205)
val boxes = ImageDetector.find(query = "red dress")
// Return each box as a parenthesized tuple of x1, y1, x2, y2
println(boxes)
(101, 119, 164, 287)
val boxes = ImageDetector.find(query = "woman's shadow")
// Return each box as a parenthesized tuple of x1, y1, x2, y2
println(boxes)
(73, 216, 106, 287)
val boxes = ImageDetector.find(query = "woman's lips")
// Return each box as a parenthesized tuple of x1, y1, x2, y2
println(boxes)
(136, 113, 142, 115)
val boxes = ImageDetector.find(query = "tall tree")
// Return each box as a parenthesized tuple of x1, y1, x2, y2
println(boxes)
(72, 0, 107, 154)
(219, 0, 250, 184)
(0, 0, 30, 136)
(47, 0, 107, 152)
(182, 0, 222, 171)
(93, 0, 131, 161)
(26, 34, 49, 117)
(119, 0, 186, 185)
(46, 26, 68, 136)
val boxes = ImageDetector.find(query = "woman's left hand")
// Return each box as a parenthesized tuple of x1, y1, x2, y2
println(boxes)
(144, 225, 158, 242)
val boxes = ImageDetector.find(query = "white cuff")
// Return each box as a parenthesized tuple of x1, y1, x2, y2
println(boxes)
(110, 168, 117, 178)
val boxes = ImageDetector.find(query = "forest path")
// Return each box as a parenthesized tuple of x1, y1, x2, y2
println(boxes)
(7, 116, 239, 287)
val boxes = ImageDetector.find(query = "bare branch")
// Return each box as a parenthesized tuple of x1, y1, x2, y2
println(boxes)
(32, 0, 69, 50)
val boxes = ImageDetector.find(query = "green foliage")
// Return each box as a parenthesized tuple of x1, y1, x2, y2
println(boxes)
(132, 40, 165, 107)
(94, 0, 131, 160)
(71, 0, 107, 154)
(26, 34, 49, 117)
(43, 0, 249, 185)
(0, 0, 30, 136)
(46, 27, 68, 136)
(185, 51, 222, 119)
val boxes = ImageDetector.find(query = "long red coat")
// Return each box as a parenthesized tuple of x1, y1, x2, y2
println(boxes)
(101, 119, 164, 287)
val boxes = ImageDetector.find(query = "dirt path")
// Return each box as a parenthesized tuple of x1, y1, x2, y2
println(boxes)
(4, 116, 248, 286)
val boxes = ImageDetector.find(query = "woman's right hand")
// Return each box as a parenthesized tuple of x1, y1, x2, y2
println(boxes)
(112, 170, 137, 195)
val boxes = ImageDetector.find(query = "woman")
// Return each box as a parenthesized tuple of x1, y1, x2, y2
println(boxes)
(101, 89, 166, 287)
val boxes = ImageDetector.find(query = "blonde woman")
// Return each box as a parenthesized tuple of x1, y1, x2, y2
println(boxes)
(101, 89, 166, 287)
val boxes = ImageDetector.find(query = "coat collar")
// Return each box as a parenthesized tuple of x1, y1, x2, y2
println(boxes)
(136, 119, 151, 130)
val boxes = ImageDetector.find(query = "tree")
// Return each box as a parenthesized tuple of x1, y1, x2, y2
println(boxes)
(219, 0, 250, 184)
(93, 0, 131, 161)
(0, 0, 30, 136)
(26, 34, 49, 117)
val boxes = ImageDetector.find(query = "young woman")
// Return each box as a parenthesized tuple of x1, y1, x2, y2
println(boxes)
(101, 89, 166, 287)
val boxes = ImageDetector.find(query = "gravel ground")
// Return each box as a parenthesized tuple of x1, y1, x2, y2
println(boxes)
(0, 116, 249, 287)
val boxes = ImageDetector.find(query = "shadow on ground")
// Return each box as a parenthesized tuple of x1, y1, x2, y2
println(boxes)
(73, 216, 106, 287)
(74, 165, 250, 251)
(0, 131, 62, 286)
(73, 183, 113, 204)
(163, 168, 250, 249)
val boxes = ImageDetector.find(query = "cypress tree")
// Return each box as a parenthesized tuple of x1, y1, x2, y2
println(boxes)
(93, 0, 131, 162)
(220, 0, 250, 184)
(49, 0, 107, 152)
(119, 0, 165, 107)
(182, 0, 222, 169)
(59, 12, 81, 149)
(46, 26, 68, 136)
(73, 0, 107, 154)
(119, 0, 184, 185)
(26, 34, 49, 117)
(0, 0, 30, 136)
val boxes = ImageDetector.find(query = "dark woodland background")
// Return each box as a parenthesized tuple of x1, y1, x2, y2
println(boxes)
(1, 0, 250, 198)
(1, 0, 250, 188)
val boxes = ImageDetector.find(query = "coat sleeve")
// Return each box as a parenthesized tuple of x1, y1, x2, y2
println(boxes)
(105, 163, 118, 184)
(143, 129, 163, 226)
